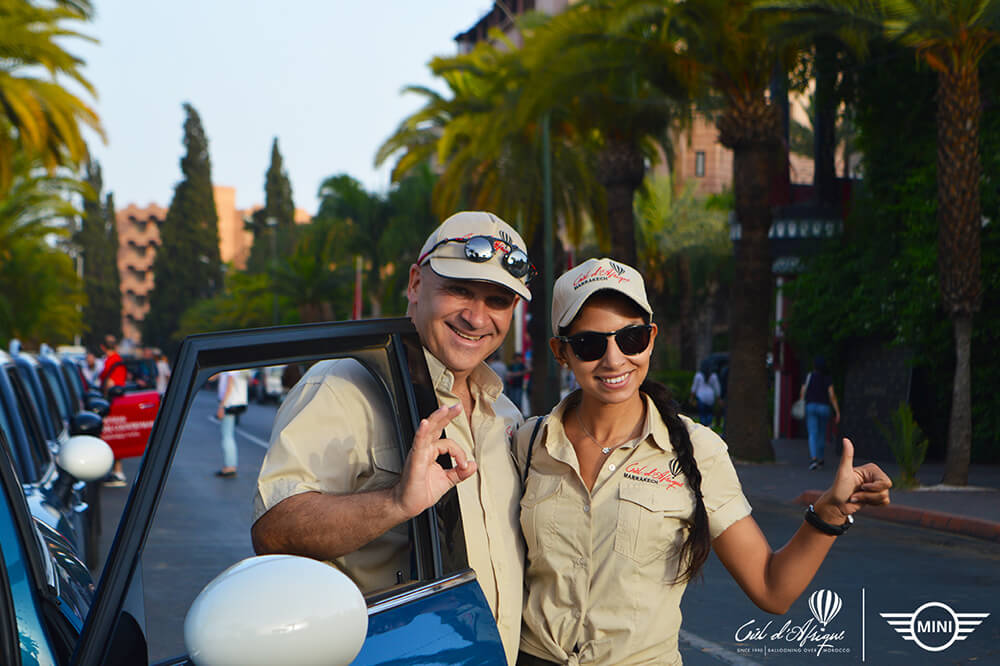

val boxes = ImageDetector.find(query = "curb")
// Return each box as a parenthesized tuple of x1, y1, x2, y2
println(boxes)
(793, 490, 1000, 544)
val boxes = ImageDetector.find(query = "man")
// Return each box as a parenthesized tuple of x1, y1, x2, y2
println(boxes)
(81, 351, 103, 388)
(251, 211, 533, 664)
(99, 334, 129, 486)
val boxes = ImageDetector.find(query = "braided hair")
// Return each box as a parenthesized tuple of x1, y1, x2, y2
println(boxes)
(639, 379, 710, 583)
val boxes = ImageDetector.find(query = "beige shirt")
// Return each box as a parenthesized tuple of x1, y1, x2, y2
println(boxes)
(515, 394, 752, 665)
(253, 350, 525, 665)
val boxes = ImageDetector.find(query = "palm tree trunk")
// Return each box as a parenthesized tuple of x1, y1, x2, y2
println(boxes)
(597, 139, 645, 266)
(937, 62, 982, 485)
(944, 315, 972, 484)
(717, 93, 781, 461)
(814, 36, 839, 206)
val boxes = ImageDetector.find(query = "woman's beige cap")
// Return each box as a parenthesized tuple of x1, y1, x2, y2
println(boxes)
(417, 211, 532, 301)
(551, 257, 652, 335)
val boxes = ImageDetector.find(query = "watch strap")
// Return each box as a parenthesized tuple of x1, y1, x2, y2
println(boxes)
(804, 503, 853, 536)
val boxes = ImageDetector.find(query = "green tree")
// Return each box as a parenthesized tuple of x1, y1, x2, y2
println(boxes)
(0, 0, 103, 192)
(75, 160, 121, 349)
(0, 153, 86, 344)
(143, 103, 222, 355)
(246, 137, 296, 273)
(770, 0, 1000, 483)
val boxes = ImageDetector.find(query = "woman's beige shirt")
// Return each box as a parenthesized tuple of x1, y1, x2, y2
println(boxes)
(515, 394, 752, 665)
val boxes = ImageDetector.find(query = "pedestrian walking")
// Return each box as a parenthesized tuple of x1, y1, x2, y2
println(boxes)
(155, 353, 171, 395)
(800, 356, 841, 470)
(689, 358, 722, 427)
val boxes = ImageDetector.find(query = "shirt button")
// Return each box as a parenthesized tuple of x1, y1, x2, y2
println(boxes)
(609, 464, 616, 471)
(573, 609, 581, 619)
(576, 557, 586, 567)
(583, 505, 590, 513)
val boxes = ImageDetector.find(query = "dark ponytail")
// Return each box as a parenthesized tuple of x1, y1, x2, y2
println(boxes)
(640, 379, 710, 583)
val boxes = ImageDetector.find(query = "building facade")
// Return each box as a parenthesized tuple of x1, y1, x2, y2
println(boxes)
(115, 186, 310, 343)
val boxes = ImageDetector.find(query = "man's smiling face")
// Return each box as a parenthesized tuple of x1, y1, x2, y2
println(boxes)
(407, 265, 518, 379)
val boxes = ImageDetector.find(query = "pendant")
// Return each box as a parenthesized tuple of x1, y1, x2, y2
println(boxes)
(601, 447, 612, 455)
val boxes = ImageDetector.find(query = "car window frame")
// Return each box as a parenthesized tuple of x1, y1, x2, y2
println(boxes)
(11, 359, 62, 444)
(3, 368, 51, 483)
(74, 318, 470, 665)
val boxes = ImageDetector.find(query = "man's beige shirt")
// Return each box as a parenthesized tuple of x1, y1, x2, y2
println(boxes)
(253, 350, 524, 665)
(515, 394, 752, 665)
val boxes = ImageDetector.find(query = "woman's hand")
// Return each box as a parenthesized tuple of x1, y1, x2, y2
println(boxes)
(813, 438, 891, 525)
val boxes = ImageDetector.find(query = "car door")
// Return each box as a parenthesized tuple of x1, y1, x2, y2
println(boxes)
(73, 319, 506, 665)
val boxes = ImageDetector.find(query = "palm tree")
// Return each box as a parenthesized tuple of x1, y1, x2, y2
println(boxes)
(609, 0, 801, 459)
(767, 0, 999, 483)
(0, 0, 103, 191)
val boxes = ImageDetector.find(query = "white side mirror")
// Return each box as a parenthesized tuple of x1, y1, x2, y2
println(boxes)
(58, 435, 114, 482)
(185, 555, 368, 666)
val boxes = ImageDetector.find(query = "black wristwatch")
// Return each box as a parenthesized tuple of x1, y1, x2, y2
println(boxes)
(804, 504, 853, 536)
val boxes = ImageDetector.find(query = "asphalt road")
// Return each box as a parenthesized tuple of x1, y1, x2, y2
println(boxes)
(95, 388, 1000, 665)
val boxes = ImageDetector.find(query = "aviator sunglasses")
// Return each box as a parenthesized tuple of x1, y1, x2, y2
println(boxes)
(557, 324, 654, 362)
(418, 235, 538, 283)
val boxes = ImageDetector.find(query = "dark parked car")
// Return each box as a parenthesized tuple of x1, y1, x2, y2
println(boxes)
(3, 320, 506, 665)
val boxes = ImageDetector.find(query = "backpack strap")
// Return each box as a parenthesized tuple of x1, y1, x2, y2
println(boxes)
(522, 416, 544, 486)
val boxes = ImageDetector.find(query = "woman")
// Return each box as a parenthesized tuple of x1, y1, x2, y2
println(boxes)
(800, 356, 841, 470)
(514, 258, 890, 666)
(689, 358, 721, 426)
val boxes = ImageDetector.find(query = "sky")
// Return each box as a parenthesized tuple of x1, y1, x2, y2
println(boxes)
(75, 1, 493, 214)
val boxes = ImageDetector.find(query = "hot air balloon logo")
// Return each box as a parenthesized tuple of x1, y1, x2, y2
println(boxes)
(809, 589, 843, 627)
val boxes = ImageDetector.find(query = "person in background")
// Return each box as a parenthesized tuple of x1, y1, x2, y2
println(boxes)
(489, 353, 509, 388)
(800, 356, 841, 471)
(689, 358, 722, 427)
(215, 369, 249, 478)
(514, 258, 891, 665)
(99, 335, 129, 487)
(81, 351, 103, 388)
(155, 353, 171, 395)
(506, 351, 527, 411)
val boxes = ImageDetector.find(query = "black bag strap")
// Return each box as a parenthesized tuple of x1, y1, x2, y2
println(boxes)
(522, 416, 544, 486)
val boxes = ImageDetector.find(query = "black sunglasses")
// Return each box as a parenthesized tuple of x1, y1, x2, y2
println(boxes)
(557, 324, 653, 362)
(418, 235, 538, 283)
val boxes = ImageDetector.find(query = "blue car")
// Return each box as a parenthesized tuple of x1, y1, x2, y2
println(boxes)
(3, 320, 506, 665)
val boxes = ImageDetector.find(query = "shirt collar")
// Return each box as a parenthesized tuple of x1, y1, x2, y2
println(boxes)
(422, 348, 503, 400)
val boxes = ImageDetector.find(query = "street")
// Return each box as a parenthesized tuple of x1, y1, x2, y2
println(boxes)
(97, 387, 1000, 664)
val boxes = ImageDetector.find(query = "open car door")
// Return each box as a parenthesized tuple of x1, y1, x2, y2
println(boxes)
(72, 318, 505, 665)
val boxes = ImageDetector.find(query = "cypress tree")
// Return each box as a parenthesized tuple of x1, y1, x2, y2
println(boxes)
(76, 160, 122, 350)
(143, 103, 222, 354)
(246, 137, 296, 273)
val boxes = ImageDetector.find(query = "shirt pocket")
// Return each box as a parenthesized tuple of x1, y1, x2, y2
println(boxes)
(614, 483, 691, 566)
(520, 473, 562, 556)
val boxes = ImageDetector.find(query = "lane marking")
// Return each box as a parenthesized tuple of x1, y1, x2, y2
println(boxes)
(208, 416, 270, 448)
(679, 629, 761, 666)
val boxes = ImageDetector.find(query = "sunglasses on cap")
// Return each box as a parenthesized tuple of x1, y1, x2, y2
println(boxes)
(418, 235, 538, 283)
(557, 324, 654, 362)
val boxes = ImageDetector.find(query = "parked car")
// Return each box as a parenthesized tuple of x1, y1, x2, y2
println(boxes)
(3, 319, 506, 665)
(0, 350, 112, 571)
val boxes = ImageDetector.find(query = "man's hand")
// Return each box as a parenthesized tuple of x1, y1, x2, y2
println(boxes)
(393, 404, 477, 519)
(814, 438, 892, 524)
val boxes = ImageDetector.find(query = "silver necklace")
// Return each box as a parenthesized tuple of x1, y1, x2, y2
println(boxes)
(575, 408, 638, 455)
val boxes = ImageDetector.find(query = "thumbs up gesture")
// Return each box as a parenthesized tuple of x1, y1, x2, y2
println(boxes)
(813, 438, 892, 525)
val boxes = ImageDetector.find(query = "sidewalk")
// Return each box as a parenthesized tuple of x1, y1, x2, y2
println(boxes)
(733, 438, 1000, 543)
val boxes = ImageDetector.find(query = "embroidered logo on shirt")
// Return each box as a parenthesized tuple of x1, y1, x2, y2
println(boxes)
(623, 461, 685, 489)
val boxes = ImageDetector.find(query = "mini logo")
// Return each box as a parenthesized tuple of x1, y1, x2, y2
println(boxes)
(809, 590, 843, 627)
(608, 261, 626, 276)
(623, 462, 684, 489)
(881, 602, 989, 652)
(497, 229, 512, 245)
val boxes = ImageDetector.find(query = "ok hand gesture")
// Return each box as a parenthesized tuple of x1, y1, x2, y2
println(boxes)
(393, 404, 477, 519)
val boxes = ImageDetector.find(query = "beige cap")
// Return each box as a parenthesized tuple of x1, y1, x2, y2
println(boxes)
(417, 211, 533, 301)
(551, 257, 652, 335)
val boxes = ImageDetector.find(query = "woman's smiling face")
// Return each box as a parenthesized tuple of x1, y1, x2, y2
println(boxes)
(551, 293, 657, 406)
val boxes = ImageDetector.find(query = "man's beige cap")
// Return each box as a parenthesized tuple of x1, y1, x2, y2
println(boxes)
(417, 211, 532, 301)
(551, 257, 652, 335)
